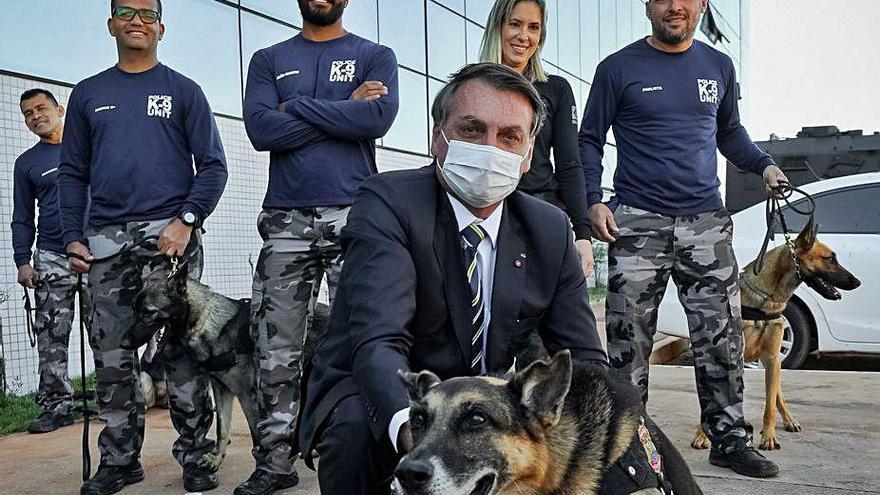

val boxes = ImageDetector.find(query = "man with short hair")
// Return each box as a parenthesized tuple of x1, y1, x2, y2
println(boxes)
(237, 0, 399, 493)
(299, 62, 606, 494)
(579, 0, 786, 479)
(12, 88, 84, 434)
(59, 1, 228, 493)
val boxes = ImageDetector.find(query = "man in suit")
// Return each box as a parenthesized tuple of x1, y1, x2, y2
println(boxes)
(298, 62, 607, 494)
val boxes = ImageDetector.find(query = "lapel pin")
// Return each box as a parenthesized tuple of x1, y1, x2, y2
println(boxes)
(519, 252, 527, 259)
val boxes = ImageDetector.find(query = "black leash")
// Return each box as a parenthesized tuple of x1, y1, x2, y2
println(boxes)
(66, 233, 164, 482)
(22, 286, 39, 348)
(72, 273, 95, 482)
(753, 182, 816, 276)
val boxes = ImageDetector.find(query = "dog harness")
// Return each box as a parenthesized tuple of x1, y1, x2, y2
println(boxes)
(739, 272, 783, 321)
(599, 417, 675, 495)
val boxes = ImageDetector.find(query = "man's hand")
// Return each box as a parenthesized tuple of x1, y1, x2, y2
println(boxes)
(763, 165, 789, 198)
(397, 422, 413, 454)
(17, 264, 38, 288)
(589, 203, 619, 243)
(350, 80, 388, 101)
(66, 241, 94, 274)
(574, 239, 595, 278)
(157, 219, 193, 258)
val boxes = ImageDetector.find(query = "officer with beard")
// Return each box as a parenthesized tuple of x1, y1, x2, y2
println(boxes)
(238, 0, 399, 493)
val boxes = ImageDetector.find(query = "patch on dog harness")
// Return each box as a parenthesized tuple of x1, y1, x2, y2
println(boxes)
(638, 419, 663, 474)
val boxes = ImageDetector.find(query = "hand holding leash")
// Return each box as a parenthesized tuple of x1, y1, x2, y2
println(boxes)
(17, 264, 38, 288)
(66, 241, 94, 273)
(762, 165, 789, 199)
(158, 218, 192, 257)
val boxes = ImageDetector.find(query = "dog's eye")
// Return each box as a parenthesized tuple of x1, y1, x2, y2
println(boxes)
(410, 411, 427, 431)
(465, 412, 488, 429)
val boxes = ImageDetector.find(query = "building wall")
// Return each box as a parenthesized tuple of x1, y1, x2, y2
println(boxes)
(0, 0, 745, 393)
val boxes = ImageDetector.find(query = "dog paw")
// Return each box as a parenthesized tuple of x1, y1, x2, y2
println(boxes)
(759, 434, 781, 450)
(197, 452, 224, 472)
(691, 433, 711, 450)
(783, 419, 802, 432)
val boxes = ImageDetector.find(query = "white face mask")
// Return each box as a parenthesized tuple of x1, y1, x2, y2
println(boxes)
(439, 129, 531, 208)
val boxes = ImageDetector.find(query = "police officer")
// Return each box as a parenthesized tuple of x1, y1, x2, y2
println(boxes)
(579, 0, 786, 479)
(59, 1, 228, 493)
(238, 0, 399, 493)
(12, 88, 86, 434)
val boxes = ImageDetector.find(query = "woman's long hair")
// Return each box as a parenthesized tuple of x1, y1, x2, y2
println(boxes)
(479, 0, 548, 83)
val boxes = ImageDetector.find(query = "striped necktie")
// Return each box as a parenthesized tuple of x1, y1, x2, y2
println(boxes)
(461, 222, 488, 375)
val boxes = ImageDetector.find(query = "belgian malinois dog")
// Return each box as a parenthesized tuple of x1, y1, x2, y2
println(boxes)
(691, 217, 861, 451)
(394, 351, 702, 495)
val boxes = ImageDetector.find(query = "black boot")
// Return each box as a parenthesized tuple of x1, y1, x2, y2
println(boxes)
(234, 469, 300, 495)
(183, 463, 219, 492)
(27, 410, 74, 433)
(80, 460, 145, 495)
(709, 445, 779, 478)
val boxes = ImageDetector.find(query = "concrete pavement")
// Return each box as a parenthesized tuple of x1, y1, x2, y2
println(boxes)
(1, 365, 878, 494)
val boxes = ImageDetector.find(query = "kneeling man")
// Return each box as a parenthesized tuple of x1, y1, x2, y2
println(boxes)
(299, 63, 607, 494)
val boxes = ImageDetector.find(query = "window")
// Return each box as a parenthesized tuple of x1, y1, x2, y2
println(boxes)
(777, 186, 880, 235)
(346, 0, 379, 42)
(161, 0, 240, 117)
(240, 13, 299, 89)
(0, 0, 116, 85)
(241, 0, 303, 27)
(615, 0, 633, 48)
(466, 21, 485, 64)
(599, 0, 617, 58)
(466, 0, 495, 26)
(428, 3, 467, 79)
(434, 0, 465, 14)
(580, 0, 600, 82)
(383, 68, 429, 154)
(558, 0, 580, 74)
(379, 0, 426, 71)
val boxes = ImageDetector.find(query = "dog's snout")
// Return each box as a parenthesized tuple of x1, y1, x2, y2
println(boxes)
(395, 458, 434, 491)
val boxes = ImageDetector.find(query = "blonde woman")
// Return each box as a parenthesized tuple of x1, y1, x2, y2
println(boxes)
(480, 0, 593, 277)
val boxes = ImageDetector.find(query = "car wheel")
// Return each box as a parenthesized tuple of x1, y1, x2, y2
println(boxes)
(781, 303, 812, 369)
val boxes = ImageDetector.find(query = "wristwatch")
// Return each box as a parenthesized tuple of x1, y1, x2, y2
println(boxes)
(179, 210, 200, 227)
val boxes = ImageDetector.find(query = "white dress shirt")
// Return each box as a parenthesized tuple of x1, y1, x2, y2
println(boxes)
(388, 193, 503, 451)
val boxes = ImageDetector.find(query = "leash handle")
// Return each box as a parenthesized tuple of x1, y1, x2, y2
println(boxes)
(753, 181, 815, 276)
(22, 288, 37, 348)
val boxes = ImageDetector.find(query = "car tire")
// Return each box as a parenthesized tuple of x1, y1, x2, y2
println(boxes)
(781, 302, 812, 369)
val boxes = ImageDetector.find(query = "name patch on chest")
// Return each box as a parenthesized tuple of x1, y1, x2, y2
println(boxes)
(329, 59, 356, 82)
(147, 94, 173, 119)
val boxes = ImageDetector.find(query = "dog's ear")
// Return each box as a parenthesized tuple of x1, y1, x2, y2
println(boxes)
(399, 369, 441, 401)
(510, 350, 573, 429)
(795, 216, 819, 252)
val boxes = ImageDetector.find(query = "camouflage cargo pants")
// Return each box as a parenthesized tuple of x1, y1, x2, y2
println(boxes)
(32, 249, 90, 416)
(87, 219, 214, 467)
(605, 204, 750, 452)
(251, 207, 348, 474)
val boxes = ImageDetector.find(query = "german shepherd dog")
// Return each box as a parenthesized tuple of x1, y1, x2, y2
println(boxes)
(394, 351, 702, 495)
(133, 264, 260, 472)
(691, 217, 861, 451)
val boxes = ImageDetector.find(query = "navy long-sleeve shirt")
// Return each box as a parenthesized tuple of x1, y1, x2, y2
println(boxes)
(519, 75, 591, 240)
(58, 63, 228, 246)
(11, 142, 65, 266)
(244, 32, 399, 208)
(579, 38, 773, 216)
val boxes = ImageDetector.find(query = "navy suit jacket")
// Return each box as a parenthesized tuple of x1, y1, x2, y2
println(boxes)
(299, 165, 606, 457)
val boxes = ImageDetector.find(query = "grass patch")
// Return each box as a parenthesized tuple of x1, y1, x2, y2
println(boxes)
(0, 391, 40, 435)
(0, 373, 96, 436)
(589, 285, 608, 302)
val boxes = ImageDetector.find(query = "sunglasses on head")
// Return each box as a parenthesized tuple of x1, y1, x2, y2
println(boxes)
(112, 6, 161, 24)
